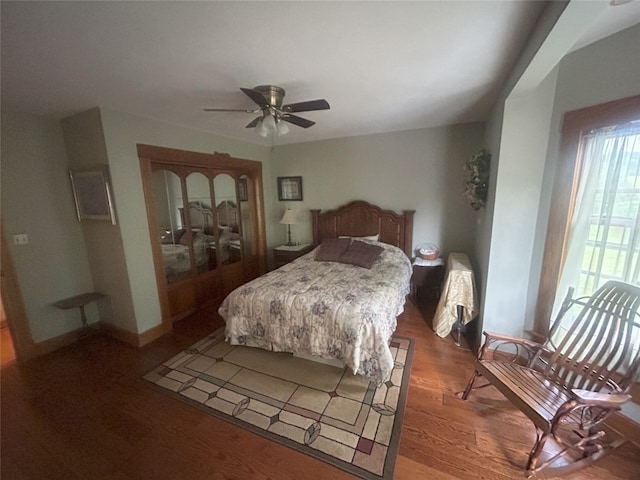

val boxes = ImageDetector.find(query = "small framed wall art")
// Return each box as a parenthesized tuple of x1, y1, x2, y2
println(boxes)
(277, 176, 303, 201)
(238, 178, 248, 201)
(69, 167, 117, 224)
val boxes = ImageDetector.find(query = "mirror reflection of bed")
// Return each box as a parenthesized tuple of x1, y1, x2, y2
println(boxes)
(158, 199, 243, 283)
(215, 200, 242, 265)
(157, 201, 214, 283)
(184, 201, 216, 273)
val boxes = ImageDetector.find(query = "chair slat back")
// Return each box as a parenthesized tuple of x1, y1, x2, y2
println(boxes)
(545, 281, 640, 392)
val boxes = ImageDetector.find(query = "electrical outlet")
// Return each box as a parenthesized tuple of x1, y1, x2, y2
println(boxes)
(12, 233, 29, 245)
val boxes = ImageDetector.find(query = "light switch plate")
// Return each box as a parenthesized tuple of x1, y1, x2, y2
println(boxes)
(12, 233, 29, 245)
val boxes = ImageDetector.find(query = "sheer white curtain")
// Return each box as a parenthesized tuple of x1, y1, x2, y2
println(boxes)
(552, 122, 640, 346)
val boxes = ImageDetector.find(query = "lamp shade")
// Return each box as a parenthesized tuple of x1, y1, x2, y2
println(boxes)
(279, 209, 297, 225)
(255, 113, 290, 138)
(262, 114, 276, 132)
(276, 119, 289, 136)
(256, 118, 269, 137)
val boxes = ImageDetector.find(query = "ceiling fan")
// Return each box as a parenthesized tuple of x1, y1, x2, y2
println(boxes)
(204, 85, 330, 136)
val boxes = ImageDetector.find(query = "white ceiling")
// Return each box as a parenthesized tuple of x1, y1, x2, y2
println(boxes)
(1, 1, 638, 146)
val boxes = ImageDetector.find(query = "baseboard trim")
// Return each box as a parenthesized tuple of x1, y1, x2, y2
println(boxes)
(608, 408, 640, 448)
(31, 321, 167, 358)
(34, 328, 84, 357)
(97, 322, 139, 347)
(137, 322, 168, 347)
(98, 321, 167, 347)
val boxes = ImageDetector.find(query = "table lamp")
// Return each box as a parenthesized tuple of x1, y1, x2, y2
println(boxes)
(279, 209, 297, 246)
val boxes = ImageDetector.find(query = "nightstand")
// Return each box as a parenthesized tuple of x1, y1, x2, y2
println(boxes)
(273, 244, 314, 269)
(411, 257, 444, 303)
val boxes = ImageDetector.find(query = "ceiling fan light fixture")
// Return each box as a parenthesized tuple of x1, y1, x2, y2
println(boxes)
(262, 113, 277, 132)
(256, 118, 269, 137)
(256, 113, 282, 138)
(204, 85, 330, 137)
(276, 118, 289, 136)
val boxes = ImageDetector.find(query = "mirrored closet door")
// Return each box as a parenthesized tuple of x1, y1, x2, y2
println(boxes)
(139, 145, 266, 328)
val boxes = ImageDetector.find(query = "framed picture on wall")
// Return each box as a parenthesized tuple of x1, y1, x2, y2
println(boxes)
(277, 176, 303, 201)
(69, 167, 117, 225)
(238, 178, 248, 201)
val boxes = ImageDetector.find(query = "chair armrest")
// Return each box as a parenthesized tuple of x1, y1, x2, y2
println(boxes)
(477, 331, 546, 362)
(527, 330, 547, 343)
(483, 331, 543, 350)
(571, 389, 631, 408)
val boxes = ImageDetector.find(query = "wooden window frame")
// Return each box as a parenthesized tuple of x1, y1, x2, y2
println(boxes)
(534, 95, 640, 334)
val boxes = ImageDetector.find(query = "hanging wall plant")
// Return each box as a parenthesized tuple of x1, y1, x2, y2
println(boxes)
(464, 148, 491, 211)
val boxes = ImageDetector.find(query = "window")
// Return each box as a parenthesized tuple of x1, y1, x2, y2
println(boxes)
(535, 95, 640, 334)
(567, 122, 640, 297)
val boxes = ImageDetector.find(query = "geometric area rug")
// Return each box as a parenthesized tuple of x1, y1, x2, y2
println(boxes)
(143, 328, 414, 480)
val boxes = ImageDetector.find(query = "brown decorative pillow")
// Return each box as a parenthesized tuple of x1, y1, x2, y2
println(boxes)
(161, 228, 186, 245)
(339, 240, 384, 269)
(315, 237, 351, 262)
(179, 232, 191, 246)
(160, 229, 174, 245)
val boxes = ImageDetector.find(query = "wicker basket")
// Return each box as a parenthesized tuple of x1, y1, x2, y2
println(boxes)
(418, 243, 440, 260)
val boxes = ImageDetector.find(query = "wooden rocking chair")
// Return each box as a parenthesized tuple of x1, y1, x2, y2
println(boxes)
(462, 280, 640, 477)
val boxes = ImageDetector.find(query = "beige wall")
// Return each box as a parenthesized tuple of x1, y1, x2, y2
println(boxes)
(99, 109, 273, 333)
(1, 112, 96, 342)
(1, 108, 273, 343)
(483, 70, 559, 336)
(270, 124, 485, 258)
(61, 108, 136, 334)
(481, 23, 640, 337)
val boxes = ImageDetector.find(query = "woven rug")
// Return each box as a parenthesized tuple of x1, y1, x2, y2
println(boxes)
(143, 328, 414, 479)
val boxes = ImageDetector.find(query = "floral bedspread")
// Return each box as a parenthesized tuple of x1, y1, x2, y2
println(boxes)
(219, 241, 412, 384)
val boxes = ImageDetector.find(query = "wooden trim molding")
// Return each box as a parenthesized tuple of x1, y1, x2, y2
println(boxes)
(33, 329, 84, 357)
(31, 320, 167, 355)
(97, 320, 167, 348)
(0, 229, 37, 362)
(534, 95, 640, 334)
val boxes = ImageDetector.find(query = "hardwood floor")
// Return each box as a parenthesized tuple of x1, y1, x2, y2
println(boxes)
(1, 301, 639, 479)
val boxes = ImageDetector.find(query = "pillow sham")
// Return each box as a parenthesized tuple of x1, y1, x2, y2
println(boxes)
(338, 234, 380, 242)
(315, 237, 351, 262)
(338, 240, 384, 269)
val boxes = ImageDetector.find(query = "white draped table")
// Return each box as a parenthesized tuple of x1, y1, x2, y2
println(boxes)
(432, 252, 478, 345)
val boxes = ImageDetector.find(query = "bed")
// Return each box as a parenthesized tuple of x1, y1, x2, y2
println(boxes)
(219, 200, 415, 384)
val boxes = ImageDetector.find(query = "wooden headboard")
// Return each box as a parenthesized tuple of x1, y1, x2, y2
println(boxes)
(217, 200, 239, 232)
(187, 201, 214, 234)
(311, 200, 415, 257)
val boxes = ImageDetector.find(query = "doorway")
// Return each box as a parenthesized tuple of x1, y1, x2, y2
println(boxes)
(0, 297, 16, 365)
(0, 230, 36, 363)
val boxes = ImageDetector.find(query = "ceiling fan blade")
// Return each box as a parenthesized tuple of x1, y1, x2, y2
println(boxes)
(203, 108, 256, 112)
(245, 117, 261, 128)
(283, 114, 316, 128)
(240, 87, 269, 107)
(282, 99, 330, 113)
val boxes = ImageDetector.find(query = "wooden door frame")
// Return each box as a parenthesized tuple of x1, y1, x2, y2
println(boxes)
(0, 228, 36, 362)
(534, 95, 640, 334)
